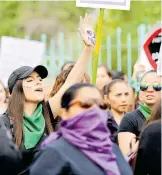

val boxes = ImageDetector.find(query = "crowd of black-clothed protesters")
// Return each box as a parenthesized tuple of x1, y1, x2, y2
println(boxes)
(0, 14, 161, 175)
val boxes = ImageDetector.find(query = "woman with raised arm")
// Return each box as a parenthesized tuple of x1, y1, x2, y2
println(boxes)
(48, 13, 95, 118)
(3, 14, 95, 173)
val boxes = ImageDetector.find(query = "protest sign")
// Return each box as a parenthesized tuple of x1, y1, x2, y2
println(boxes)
(139, 21, 162, 72)
(0, 36, 45, 87)
(76, 0, 130, 10)
(157, 43, 162, 76)
(76, 0, 131, 84)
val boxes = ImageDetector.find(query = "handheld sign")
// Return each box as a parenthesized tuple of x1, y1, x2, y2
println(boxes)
(76, 0, 131, 84)
(0, 36, 45, 87)
(139, 21, 162, 72)
(76, 0, 130, 10)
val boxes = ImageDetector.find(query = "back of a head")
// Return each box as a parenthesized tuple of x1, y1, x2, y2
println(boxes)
(61, 61, 76, 71)
(50, 65, 74, 97)
(98, 64, 112, 77)
(61, 83, 96, 110)
(111, 70, 125, 80)
(50, 65, 91, 97)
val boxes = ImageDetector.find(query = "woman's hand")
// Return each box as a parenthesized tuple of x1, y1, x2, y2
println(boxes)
(78, 13, 95, 48)
(132, 60, 146, 81)
(130, 137, 139, 153)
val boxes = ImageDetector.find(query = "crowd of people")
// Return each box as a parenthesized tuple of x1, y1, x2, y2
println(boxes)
(0, 14, 161, 175)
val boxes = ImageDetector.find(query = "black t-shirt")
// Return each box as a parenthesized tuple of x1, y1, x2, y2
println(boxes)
(134, 122, 161, 175)
(118, 109, 146, 137)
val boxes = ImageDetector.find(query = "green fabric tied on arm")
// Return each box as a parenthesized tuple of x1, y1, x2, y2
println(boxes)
(139, 104, 151, 120)
(23, 104, 45, 149)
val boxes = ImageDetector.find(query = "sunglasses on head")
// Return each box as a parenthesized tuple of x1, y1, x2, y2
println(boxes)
(68, 99, 108, 110)
(140, 83, 161, 91)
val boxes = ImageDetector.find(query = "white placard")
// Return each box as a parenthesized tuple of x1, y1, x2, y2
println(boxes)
(0, 36, 45, 87)
(76, 0, 130, 10)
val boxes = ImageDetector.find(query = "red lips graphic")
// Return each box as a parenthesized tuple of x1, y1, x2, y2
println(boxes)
(143, 28, 162, 70)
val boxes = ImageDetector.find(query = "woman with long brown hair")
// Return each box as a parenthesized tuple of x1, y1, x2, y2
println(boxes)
(4, 14, 95, 172)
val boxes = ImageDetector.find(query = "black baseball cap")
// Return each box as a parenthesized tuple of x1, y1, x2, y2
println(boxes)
(8, 65, 48, 94)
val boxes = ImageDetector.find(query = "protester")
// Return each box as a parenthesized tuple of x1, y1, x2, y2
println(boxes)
(96, 65, 112, 93)
(0, 80, 8, 115)
(30, 83, 132, 175)
(2, 13, 95, 173)
(134, 102, 161, 175)
(61, 61, 75, 71)
(6, 65, 54, 172)
(118, 70, 161, 155)
(104, 79, 130, 143)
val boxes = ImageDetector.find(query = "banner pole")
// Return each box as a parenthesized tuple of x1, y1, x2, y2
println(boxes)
(92, 8, 105, 85)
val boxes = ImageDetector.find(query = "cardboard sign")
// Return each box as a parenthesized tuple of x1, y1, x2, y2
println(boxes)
(0, 36, 45, 87)
(139, 21, 162, 72)
(76, 0, 130, 10)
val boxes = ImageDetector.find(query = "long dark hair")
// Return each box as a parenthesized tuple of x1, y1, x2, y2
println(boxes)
(8, 80, 53, 147)
(61, 83, 99, 110)
(145, 102, 161, 127)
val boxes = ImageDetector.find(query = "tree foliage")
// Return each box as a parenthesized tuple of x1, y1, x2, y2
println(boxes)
(0, 1, 161, 73)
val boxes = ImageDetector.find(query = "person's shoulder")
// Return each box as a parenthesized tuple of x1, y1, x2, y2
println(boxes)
(143, 121, 161, 135)
(45, 137, 68, 152)
(123, 109, 144, 122)
(124, 109, 140, 118)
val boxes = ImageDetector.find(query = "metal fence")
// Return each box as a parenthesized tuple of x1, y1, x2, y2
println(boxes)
(26, 24, 148, 79)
